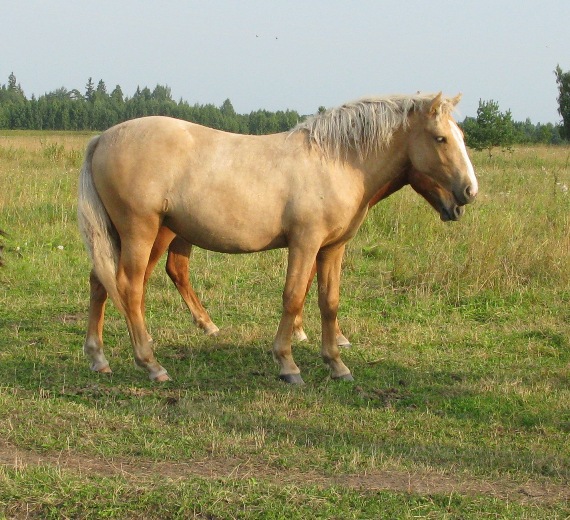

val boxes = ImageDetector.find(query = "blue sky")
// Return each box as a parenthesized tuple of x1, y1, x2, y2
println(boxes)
(2, 1, 568, 123)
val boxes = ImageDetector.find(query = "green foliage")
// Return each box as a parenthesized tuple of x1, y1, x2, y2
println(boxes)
(462, 99, 517, 155)
(84, 77, 95, 102)
(513, 118, 563, 145)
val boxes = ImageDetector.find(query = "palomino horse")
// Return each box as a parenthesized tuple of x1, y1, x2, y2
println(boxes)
(84, 164, 450, 363)
(78, 93, 477, 383)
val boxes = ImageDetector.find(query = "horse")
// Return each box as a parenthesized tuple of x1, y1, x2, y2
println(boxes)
(78, 93, 477, 384)
(84, 163, 450, 363)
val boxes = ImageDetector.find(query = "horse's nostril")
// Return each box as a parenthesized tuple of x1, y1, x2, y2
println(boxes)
(464, 185, 476, 202)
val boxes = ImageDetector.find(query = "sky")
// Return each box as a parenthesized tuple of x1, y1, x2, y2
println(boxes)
(2, 1, 569, 124)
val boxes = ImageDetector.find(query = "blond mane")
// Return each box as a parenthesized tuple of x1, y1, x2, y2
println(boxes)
(293, 93, 455, 160)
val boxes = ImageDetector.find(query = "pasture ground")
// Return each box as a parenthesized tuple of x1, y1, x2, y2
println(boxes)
(0, 131, 569, 518)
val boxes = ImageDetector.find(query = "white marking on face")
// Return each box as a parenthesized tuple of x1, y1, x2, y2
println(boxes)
(450, 120, 478, 196)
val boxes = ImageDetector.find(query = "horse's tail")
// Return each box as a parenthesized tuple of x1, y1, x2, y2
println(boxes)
(77, 136, 125, 314)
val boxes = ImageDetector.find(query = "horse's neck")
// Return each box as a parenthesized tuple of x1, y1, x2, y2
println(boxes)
(367, 169, 409, 208)
(356, 130, 411, 207)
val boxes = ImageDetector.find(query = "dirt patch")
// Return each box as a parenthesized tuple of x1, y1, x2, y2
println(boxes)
(1, 440, 568, 505)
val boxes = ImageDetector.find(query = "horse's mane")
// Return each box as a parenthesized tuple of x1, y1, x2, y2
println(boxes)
(292, 93, 455, 160)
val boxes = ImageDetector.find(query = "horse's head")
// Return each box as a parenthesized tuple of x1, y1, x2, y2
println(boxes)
(407, 93, 478, 221)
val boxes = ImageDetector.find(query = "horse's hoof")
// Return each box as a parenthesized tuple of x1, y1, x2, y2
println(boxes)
(333, 372, 354, 382)
(336, 335, 352, 348)
(279, 373, 305, 385)
(292, 329, 309, 342)
(205, 324, 220, 336)
(91, 362, 112, 374)
(153, 372, 172, 383)
(150, 367, 171, 382)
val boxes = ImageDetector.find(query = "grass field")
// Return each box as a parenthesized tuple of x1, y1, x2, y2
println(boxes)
(0, 130, 569, 518)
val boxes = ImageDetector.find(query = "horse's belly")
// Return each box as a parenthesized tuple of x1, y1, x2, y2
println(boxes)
(165, 211, 287, 253)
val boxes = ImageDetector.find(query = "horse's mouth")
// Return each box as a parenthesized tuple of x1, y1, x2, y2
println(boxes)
(440, 204, 465, 222)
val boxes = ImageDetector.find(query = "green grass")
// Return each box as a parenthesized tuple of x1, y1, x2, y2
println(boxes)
(0, 133, 569, 518)
(4, 466, 568, 520)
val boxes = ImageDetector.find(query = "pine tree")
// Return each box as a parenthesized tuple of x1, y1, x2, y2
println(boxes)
(85, 77, 95, 102)
(6, 72, 25, 101)
(96, 79, 108, 97)
(8, 72, 17, 90)
(555, 65, 570, 139)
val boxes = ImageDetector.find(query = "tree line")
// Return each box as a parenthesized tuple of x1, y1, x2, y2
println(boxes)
(0, 74, 300, 135)
(0, 72, 568, 150)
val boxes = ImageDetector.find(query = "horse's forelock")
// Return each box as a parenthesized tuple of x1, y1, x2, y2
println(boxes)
(294, 94, 456, 160)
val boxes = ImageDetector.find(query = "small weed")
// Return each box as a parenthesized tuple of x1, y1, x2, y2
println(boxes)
(42, 142, 66, 162)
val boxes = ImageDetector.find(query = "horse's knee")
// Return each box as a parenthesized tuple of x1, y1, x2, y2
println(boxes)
(318, 293, 339, 321)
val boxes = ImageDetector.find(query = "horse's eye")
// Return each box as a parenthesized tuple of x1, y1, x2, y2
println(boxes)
(435, 136, 447, 144)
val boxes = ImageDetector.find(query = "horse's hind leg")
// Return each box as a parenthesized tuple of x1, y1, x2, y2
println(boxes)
(291, 260, 316, 343)
(83, 269, 112, 373)
(140, 227, 175, 342)
(144, 228, 219, 336)
(144, 226, 175, 292)
(335, 324, 352, 347)
(166, 236, 219, 336)
(117, 233, 170, 381)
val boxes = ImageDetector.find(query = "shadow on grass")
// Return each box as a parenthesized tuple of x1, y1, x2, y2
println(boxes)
(1, 335, 568, 479)
(2, 333, 568, 431)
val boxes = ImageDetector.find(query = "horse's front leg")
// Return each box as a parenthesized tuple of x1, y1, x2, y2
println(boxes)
(291, 260, 351, 347)
(317, 244, 353, 380)
(273, 246, 319, 384)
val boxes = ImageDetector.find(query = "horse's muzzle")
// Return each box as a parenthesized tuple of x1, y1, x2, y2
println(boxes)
(453, 183, 478, 206)
(440, 204, 465, 222)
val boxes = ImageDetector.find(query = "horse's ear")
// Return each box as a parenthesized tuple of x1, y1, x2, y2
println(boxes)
(451, 93, 462, 106)
(429, 92, 443, 116)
